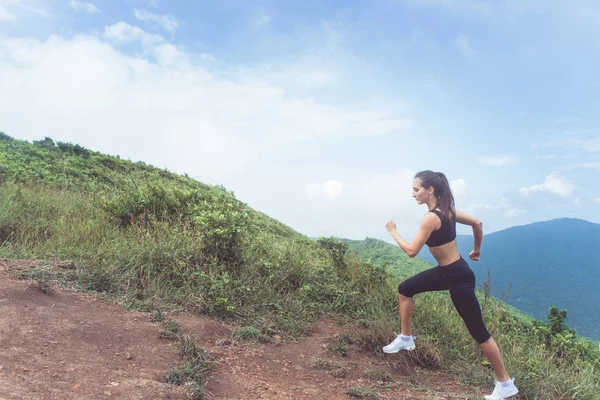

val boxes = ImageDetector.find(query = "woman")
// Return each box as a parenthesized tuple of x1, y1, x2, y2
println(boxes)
(383, 170, 519, 400)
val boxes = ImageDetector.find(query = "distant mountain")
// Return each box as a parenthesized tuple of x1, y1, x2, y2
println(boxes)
(418, 218, 600, 340)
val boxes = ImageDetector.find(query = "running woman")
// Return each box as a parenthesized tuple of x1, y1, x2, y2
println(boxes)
(382, 170, 519, 400)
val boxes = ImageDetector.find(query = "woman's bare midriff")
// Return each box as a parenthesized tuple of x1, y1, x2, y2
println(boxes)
(429, 239, 461, 267)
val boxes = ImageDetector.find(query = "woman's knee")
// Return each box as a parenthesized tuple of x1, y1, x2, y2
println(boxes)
(449, 288, 490, 344)
(398, 281, 413, 297)
(472, 329, 492, 344)
(461, 311, 491, 344)
(478, 334, 493, 346)
(397, 281, 405, 295)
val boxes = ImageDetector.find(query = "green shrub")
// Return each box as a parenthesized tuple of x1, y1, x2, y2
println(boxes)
(103, 183, 202, 227)
(530, 307, 600, 372)
(56, 141, 90, 158)
(33, 137, 55, 148)
(317, 236, 348, 273)
(0, 131, 13, 141)
(192, 190, 252, 268)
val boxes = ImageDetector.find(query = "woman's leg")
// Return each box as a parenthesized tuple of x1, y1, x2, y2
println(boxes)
(481, 337, 519, 399)
(384, 267, 449, 353)
(397, 266, 448, 335)
(399, 294, 414, 336)
(480, 337, 509, 381)
(446, 262, 513, 383)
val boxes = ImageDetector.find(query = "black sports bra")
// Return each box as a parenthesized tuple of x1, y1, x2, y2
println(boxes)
(426, 209, 456, 247)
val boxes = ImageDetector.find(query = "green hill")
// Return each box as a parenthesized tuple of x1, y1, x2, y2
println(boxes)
(0, 133, 302, 241)
(340, 237, 431, 280)
(1, 132, 599, 399)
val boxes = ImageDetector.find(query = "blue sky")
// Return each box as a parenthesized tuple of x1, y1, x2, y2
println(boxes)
(1, 0, 599, 243)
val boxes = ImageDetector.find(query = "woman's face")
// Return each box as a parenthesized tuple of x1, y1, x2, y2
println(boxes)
(412, 178, 432, 205)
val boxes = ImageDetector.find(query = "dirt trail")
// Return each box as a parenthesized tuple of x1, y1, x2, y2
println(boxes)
(0, 259, 489, 400)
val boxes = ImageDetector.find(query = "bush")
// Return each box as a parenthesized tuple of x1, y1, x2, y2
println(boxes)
(192, 190, 252, 268)
(103, 183, 202, 227)
(317, 236, 348, 273)
(0, 131, 13, 141)
(531, 307, 600, 371)
(56, 141, 90, 158)
(33, 137, 56, 148)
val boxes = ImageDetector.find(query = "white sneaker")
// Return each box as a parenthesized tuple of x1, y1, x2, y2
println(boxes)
(382, 334, 415, 353)
(484, 378, 519, 400)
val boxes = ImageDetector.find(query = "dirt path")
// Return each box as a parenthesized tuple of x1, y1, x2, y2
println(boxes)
(199, 318, 488, 400)
(0, 259, 490, 400)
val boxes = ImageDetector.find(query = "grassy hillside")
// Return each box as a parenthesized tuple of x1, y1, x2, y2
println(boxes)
(418, 219, 600, 340)
(340, 237, 431, 280)
(1, 132, 599, 399)
(0, 133, 302, 241)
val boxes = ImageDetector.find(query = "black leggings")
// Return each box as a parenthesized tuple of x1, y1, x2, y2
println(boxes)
(398, 257, 491, 344)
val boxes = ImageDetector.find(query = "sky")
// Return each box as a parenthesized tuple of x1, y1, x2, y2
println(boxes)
(1, 0, 599, 243)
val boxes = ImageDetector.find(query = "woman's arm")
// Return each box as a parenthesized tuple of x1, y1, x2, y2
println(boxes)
(386, 213, 439, 258)
(455, 210, 483, 261)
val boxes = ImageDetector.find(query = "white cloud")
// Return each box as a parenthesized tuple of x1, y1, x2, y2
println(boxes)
(152, 43, 179, 66)
(104, 21, 164, 47)
(0, 0, 50, 19)
(477, 154, 518, 166)
(450, 178, 467, 197)
(454, 35, 473, 57)
(307, 180, 344, 200)
(324, 181, 344, 199)
(70, 1, 100, 13)
(0, 31, 410, 183)
(0, 0, 20, 21)
(595, 198, 600, 204)
(256, 14, 271, 26)
(519, 172, 575, 198)
(134, 8, 179, 32)
(0, 6, 15, 21)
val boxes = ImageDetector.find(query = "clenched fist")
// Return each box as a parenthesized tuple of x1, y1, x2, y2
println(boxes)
(385, 220, 397, 233)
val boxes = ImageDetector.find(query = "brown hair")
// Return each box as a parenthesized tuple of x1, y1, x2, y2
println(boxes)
(414, 170, 455, 219)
